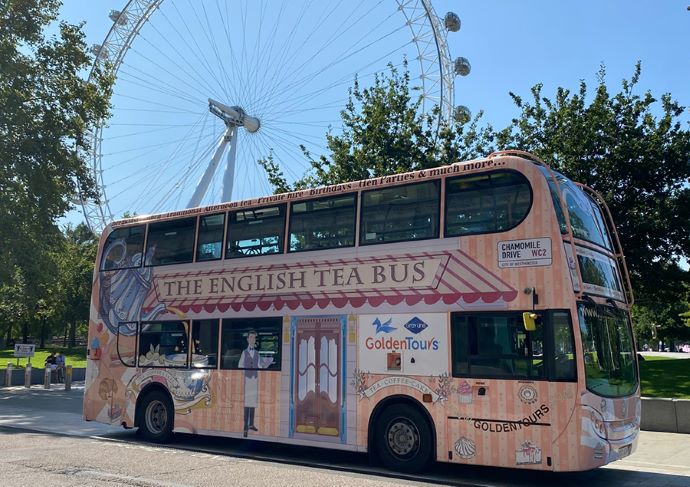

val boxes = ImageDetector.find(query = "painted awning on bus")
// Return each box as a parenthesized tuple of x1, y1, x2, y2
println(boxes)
(146, 250, 518, 313)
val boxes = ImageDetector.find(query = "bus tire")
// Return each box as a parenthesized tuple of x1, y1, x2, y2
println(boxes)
(375, 403, 432, 473)
(137, 390, 174, 443)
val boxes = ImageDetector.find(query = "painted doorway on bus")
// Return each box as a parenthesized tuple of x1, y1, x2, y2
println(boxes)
(290, 315, 346, 443)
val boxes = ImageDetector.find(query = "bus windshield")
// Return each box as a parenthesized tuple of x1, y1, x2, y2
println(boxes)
(578, 302, 637, 397)
(539, 168, 612, 250)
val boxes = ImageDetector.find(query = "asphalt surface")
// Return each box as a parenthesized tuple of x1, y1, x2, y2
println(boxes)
(1, 383, 690, 487)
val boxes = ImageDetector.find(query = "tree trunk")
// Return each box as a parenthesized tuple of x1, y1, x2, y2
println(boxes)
(68, 321, 76, 348)
(39, 319, 46, 348)
(22, 321, 28, 344)
(63, 325, 68, 348)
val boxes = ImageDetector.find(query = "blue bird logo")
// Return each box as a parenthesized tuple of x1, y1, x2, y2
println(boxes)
(373, 317, 396, 334)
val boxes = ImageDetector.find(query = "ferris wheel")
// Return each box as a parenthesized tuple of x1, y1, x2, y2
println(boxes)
(82, 0, 471, 233)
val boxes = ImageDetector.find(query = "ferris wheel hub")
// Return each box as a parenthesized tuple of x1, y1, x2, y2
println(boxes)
(208, 99, 260, 133)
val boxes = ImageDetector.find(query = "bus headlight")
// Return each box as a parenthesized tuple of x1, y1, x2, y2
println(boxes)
(590, 409, 607, 439)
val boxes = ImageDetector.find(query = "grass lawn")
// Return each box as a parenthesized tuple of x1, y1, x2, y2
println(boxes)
(0, 347, 87, 369)
(639, 355, 690, 399)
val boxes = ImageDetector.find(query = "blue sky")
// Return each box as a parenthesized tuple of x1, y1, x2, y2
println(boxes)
(56, 0, 690, 226)
(61, 0, 690, 129)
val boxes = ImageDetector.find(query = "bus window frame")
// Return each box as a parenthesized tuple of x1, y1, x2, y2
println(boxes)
(190, 318, 220, 369)
(359, 180, 441, 247)
(144, 216, 197, 268)
(116, 322, 138, 368)
(444, 169, 533, 238)
(450, 309, 577, 382)
(287, 193, 357, 253)
(99, 224, 147, 271)
(195, 212, 226, 263)
(226, 203, 287, 259)
(137, 320, 190, 369)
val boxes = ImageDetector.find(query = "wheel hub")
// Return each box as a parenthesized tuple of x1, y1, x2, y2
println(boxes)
(146, 400, 167, 434)
(387, 419, 419, 457)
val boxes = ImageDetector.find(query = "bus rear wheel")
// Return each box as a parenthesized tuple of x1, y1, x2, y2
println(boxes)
(137, 390, 174, 443)
(375, 403, 432, 473)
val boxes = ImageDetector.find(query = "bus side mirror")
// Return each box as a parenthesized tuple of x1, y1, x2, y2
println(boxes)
(522, 312, 540, 331)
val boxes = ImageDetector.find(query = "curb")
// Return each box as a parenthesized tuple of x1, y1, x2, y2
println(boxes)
(642, 397, 690, 433)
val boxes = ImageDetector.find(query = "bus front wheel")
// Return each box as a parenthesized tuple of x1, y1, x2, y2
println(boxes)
(137, 390, 174, 443)
(375, 403, 432, 473)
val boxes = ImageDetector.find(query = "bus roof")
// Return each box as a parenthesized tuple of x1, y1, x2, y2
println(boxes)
(110, 153, 544, 229)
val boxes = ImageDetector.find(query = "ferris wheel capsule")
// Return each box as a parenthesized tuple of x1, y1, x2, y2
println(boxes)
(454, 105, 471, 124)
(109, 10, 129, 26)
(454, 57, 471, 77)
(444, 12, 461, 32)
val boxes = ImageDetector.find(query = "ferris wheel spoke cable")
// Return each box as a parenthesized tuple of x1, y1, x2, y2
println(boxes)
(254, 0, 379, 112)
(113, 92, 200, 112)
(119, 48, 214, 104)
(147, 142, 217, 214)
(105, 112, 207, 182)
(252, 0, 345, 109)
(215, 1, 254, 105)
(258, 23, 406, 114)
(264, 44, 409, 119)
(117, 68, 207, 107)
(113, 107, 202, 115)
(257, 130, 325, 178)
(103, 113, 208, 172)
(147, 16, 228, 99)
(197, 1, 234, 98)
(247, 0, 316, 110)
(133, 29, 225, 100)
(165, 4, 230, 102)
(188, 0, 236, 103)
(84, 0, 462, 232)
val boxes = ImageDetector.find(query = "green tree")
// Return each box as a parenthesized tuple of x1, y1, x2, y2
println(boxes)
(0, 0, 112, 338)
(259, 62, 493, 192)
(47, 223, 97, 348)
(495, 63, 690, 310)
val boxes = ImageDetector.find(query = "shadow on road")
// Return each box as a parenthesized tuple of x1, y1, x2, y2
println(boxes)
(85, 429, 689, 487)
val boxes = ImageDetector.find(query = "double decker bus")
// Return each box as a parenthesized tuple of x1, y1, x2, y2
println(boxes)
(84, 151, 639, 473)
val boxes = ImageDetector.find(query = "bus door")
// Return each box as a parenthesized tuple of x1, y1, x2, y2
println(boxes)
(448, 312, 554, 469)
(293, 316, 342, 437)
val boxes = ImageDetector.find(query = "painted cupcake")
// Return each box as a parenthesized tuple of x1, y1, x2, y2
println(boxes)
(458, 380, 472, 404)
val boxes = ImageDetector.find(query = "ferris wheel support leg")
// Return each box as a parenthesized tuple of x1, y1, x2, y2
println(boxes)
(221, 126, 239, 203)
(187, 128, 232, 209)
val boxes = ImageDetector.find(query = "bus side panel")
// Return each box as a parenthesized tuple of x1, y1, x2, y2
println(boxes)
(445, 378, 553, 470)
(548, 381, 580, 471)
(84, 239, 119, 424)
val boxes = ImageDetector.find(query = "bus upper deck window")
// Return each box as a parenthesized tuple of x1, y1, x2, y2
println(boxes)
(146, 217, 196, 266)
(445, 170, 532, 237)
(100, 225, 146, 271)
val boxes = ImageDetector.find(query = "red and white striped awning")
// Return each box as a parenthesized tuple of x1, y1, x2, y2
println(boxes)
(146, 250, 517, 313)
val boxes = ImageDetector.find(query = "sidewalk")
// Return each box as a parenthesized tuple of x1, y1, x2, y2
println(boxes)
(0, 382, 120, 437)
(1, 383, 689, 479)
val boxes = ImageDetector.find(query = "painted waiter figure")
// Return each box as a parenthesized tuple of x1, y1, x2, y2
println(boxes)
(238, 330, 273, 437)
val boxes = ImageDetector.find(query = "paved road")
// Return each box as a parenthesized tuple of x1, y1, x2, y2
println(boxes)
(1, 384, 690, 487)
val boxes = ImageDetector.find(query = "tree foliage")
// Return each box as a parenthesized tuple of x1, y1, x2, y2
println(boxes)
(496, 63, 690, 306)
(259, 62, 493, 191)
(260, 61, 690, 341)
(0, 0, 111, 344)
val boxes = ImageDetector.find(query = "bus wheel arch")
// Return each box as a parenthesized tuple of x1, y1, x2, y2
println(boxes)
(367, 395, 436, 473)
(135, 384, 175, 443)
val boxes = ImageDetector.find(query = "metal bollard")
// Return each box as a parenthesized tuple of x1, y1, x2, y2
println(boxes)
(5, 363, 12, 387)
(44, 367, 51, 389)
(24, 364, 32, 388)
(64, 365, 72, 391)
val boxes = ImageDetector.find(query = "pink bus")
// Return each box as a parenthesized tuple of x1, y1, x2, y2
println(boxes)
(84, 151, 639, 473)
